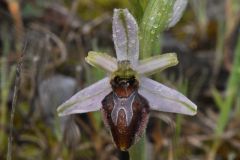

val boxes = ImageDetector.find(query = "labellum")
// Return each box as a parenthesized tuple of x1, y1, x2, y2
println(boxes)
(101, 61, 150, 150)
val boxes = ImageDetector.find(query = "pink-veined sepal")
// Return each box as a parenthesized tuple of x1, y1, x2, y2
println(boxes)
(57, 77, 112, 116)
(139, 77, 197, 115)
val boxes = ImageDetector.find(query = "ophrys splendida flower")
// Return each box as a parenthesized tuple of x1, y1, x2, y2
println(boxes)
(57, 8, 197, 151)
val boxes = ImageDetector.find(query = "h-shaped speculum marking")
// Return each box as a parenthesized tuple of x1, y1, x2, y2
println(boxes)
(111, 92, 136, 126)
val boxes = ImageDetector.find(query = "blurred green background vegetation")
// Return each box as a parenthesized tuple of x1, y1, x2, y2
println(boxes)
(0, 0, 240, 159)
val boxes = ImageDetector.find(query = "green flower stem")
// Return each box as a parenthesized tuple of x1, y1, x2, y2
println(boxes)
(129, 135, 146, 160)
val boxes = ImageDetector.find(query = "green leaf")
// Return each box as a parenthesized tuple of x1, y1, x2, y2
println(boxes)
(215, 33, 240, 136)
(212, 88, 225, 110)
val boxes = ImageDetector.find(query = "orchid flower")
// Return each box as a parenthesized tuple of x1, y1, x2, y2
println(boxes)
(57, 8, 197, 150)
